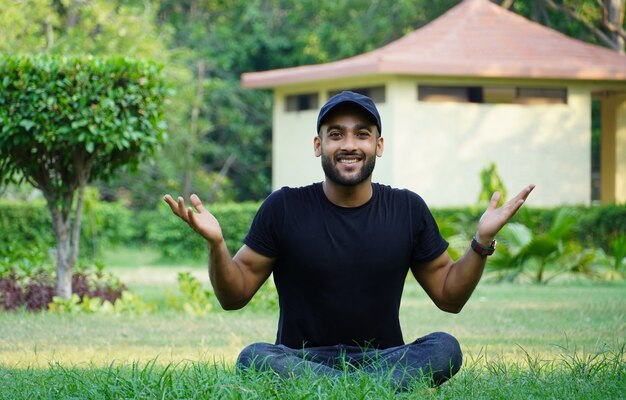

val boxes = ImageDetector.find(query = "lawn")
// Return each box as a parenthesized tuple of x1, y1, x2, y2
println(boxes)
(0, 247, 624, 398)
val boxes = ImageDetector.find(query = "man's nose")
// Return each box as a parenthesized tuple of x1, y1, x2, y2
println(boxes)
(340, 133, 357, 150)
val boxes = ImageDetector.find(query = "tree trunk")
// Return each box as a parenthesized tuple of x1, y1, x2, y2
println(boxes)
(70, 185, 85, 270)
(207, 153, 236, 203)
(605, 0, 625, 53)
(182, 59, 206, 198)
(48, 185, 85, 299)
(542, 0, 624, 51)
(50, 206, 73, 299)
(500, 0, 516, 10)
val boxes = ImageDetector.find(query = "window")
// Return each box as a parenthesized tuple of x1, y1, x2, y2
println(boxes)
(328, 86, 386, 103)
(418, 85, 567, 105)
(285, 93, 319, 111)
(516, 88, 567, 104)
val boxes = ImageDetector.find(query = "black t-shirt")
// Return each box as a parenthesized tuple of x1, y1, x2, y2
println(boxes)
(243, 182, 448, 349)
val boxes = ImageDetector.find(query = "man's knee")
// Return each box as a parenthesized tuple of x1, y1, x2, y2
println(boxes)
(416, 332, 462, 383)
(428, 332, 462, 368)
(236, 342, 277, 370)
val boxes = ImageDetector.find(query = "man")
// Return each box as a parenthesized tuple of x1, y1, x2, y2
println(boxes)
(164, 91, 534, 389)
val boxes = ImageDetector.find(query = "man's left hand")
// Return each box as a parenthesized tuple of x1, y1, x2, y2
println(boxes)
(475, 184, 535, 244)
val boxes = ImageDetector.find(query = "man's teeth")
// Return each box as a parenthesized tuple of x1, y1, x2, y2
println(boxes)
(339, 158, 359, 164)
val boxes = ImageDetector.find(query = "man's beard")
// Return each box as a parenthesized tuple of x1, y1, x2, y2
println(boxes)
(321, 151, 376, 187)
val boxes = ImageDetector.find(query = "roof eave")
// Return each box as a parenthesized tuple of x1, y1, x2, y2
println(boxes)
(241, 62, 626, 89)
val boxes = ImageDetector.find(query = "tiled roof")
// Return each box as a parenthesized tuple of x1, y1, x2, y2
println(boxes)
(241, 0, 626, 88)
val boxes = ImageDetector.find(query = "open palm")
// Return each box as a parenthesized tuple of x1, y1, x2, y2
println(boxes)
(163, 194, 223, 243)
(477, 184, 535, 241)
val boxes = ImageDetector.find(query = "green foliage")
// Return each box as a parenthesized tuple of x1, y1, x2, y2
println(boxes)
(0, 347, 624, 399)
(147, 201, 261, 259)
(0, 240, 52, 279)
(510, 0, 626, 52)
(478, 162, 507, 207)
(488, 208, 615, 283)
(0, 198, 139, 259)
(0, 54, 168, 190)
(433, 205, 626, 255)
(0, 0, 171, 60)
(0, 53, 168, 297)
(246, 280, 279, 313)
(2, 0, 621, 208)
(48, 291, 156, 315)
(576, 204, 626, 252)
(0, 201, 54, 252)
(1, 200, 623, 277)
(166, 272, 212, 316)
(612, 234, 626, 271)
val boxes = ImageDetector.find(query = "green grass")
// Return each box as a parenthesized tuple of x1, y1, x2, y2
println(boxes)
(0, 350, 624, 399)
(1, 247, 625, 398)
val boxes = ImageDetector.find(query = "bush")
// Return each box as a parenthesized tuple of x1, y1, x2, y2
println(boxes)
(432, 205, 626, 254)
(146, 201, 261, 259)
(0, 199, 139, 259)
(0, 199, 622, 262)
(0, 242, 127, 312)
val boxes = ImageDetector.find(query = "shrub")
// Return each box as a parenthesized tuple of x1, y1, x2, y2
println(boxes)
(147, 201, 261, 259)
(0, 243, 127, 312)
(166, 272, 213, 316)
(0, 200, 623, 264)
(0, 54, 168, 298)
(48, 291, 156, 315)
(0, 198, 139, 259)
(432, 205, 626, 254)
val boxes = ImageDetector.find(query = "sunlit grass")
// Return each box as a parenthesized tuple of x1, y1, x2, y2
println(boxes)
(1, 347, 624, 399)
(1, 247, 625, 398)
(1, 279, 624, 368)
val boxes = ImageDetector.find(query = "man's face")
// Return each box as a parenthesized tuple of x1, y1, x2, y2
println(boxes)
(315, 105, 384, 187)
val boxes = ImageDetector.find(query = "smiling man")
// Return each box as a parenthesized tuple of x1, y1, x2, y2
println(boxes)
(164, 91, 534, 389)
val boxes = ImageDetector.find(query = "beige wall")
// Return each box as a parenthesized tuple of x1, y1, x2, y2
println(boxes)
(272, 78, 592, 207)
(395, 79, 591, 207)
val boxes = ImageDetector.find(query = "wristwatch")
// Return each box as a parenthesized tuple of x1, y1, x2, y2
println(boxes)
(471, 237, 497, 256)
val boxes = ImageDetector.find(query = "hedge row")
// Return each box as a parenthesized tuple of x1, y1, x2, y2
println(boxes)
(0, 200, 261, 261)
(432, 204, 626, 251)
(1, 200, 624, 261)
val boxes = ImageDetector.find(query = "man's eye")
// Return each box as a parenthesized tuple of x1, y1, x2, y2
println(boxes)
(358, 131, 371, 137)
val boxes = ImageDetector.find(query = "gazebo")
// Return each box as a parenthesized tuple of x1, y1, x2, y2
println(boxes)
(242, 0, 626, 206)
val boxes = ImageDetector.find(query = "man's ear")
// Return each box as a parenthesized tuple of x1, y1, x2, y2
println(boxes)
(314, 135, 321, 157)
(376, 136, 384, 157)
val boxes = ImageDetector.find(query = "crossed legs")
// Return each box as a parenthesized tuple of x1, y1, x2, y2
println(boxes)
(236, 332, 462, 389)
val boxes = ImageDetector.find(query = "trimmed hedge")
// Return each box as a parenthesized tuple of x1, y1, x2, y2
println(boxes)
(0, 200, 139, 257)
(1, 200, 624, 261)
(145, 201, 261, 260)
(431, 204, 626, 252)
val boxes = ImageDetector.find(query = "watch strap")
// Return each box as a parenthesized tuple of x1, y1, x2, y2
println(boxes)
(471, 237, 497, 256)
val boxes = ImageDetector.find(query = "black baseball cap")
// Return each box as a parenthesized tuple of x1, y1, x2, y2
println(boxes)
(317, 91, 382, 135)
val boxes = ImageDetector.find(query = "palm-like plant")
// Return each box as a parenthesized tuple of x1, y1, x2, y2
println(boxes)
(488, 208, 580, 283)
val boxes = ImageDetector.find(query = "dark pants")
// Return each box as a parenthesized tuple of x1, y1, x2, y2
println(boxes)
(236, 332, 462, 389)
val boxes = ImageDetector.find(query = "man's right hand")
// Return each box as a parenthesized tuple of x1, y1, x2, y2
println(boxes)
(163, 194, 223, 244)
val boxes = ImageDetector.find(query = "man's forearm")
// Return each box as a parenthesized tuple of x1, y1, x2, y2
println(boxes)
(442, 236, 493, 311)
(207, 239, 247, 310)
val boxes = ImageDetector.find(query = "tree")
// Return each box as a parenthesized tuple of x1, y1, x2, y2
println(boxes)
(0, 55, 168, 298)
(501, 0, 626, 53)
(155, 0, 460, 202)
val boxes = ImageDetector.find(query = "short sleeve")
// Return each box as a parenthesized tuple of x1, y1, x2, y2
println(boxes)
(243, 189, 284, 257)
(409, 193, 449, 264)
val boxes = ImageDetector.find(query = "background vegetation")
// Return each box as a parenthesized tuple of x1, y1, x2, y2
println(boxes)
(1, 0, 624, 206)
